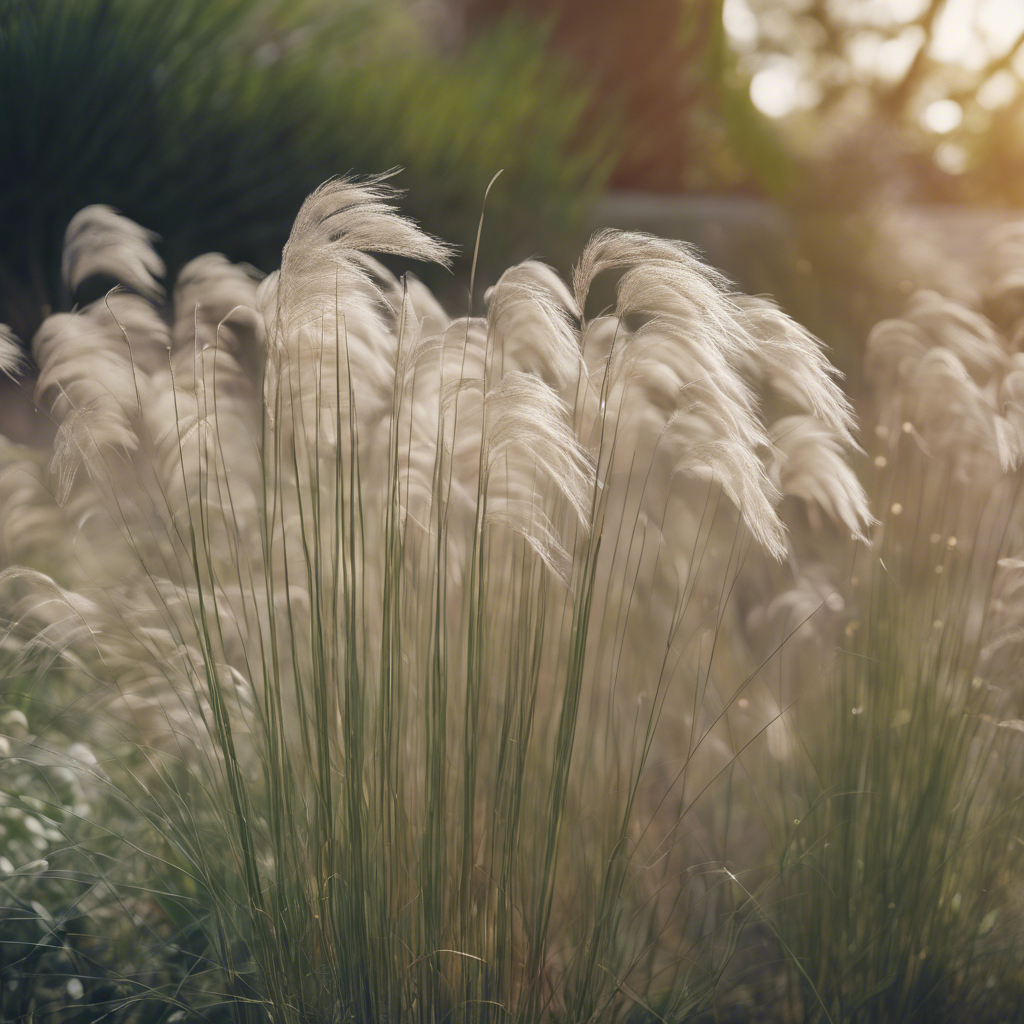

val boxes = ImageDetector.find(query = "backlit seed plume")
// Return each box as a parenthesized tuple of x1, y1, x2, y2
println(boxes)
(270, 175, 451, 339)
(573, 229, 870, 559)
(62, 205, 166, 302)
(0, 324, 22, 378)
(172, 253, 264, 361)
(32, 297, 156, 466)
(861, 220, 1024, 702)
(734, 296, 858, 448)
(768, 415, 871, 541)
(867, 262, 1024, 474)
(985, 221, 1024, 338)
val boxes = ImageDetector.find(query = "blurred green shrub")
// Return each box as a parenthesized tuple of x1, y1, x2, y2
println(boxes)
(0, 0, 606, 340)
(463, 0, 793, 197)
(297, 14, 608, 302)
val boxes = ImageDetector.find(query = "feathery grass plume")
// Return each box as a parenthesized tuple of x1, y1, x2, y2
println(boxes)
(62, 205, 166, 303)
(767, 415, 870, 540)
(770, 224, 1024, 1023)
(0, 444, 64, 566)
(0, 323, 23, 378)
(735, 297, 858, 445)
(983, 221, 1024, 337)
(568, 232, 869, 786)
(864, 271, 1024, 592)
(32, 291, 171, 495)
(1, 177, 874, 1023)
(262, 176, 451, 467)
(483, 260, 583, 397)
(574, 230, 868, 553)
(171, 252, 264, 361)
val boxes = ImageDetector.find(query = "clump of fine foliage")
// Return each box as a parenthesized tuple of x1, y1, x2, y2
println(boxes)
(767, 242, 1024, 1022)
(10, 149, 1024, 1022)
(0, 179, 869, 1022)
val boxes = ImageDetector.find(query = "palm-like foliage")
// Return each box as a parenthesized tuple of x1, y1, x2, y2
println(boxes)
(0, 1, 605, 342)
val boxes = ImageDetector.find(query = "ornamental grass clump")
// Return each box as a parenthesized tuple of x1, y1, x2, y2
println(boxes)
(0, 178, 869, 1022)
(771, 225, 1024, 1023)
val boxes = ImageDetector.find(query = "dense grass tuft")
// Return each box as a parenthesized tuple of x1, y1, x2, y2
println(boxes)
(5, 182, 1024, 1023)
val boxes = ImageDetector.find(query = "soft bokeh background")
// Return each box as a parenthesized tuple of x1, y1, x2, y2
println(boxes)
(6, 7, 1024, 1017)
(4, 0, 1024, 407)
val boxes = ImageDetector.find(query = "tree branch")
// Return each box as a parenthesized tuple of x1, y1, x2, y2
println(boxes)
(951, 23, 1024, 105)
(877, 0, 947, 117)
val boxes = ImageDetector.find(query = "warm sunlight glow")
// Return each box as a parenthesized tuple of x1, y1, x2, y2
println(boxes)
(977, 68, 1019, 108)
(723, 0, 758, 50)
(877, 27, 926, 82)
(977, 0, 1024, 58)
(935, 140, 968, 173)
(922, 97, 964, 133)
(749, 59, 815, 118)
(932, 0, 1024, 66)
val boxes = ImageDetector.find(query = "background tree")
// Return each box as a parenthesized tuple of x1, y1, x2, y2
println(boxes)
(727, 0, 1024, 205)
(456, 0, 793, 195)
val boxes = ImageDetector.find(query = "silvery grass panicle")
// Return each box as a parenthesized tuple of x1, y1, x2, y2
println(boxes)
(0, 177, 869, 1023)
(864, 228, 1024, 679)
